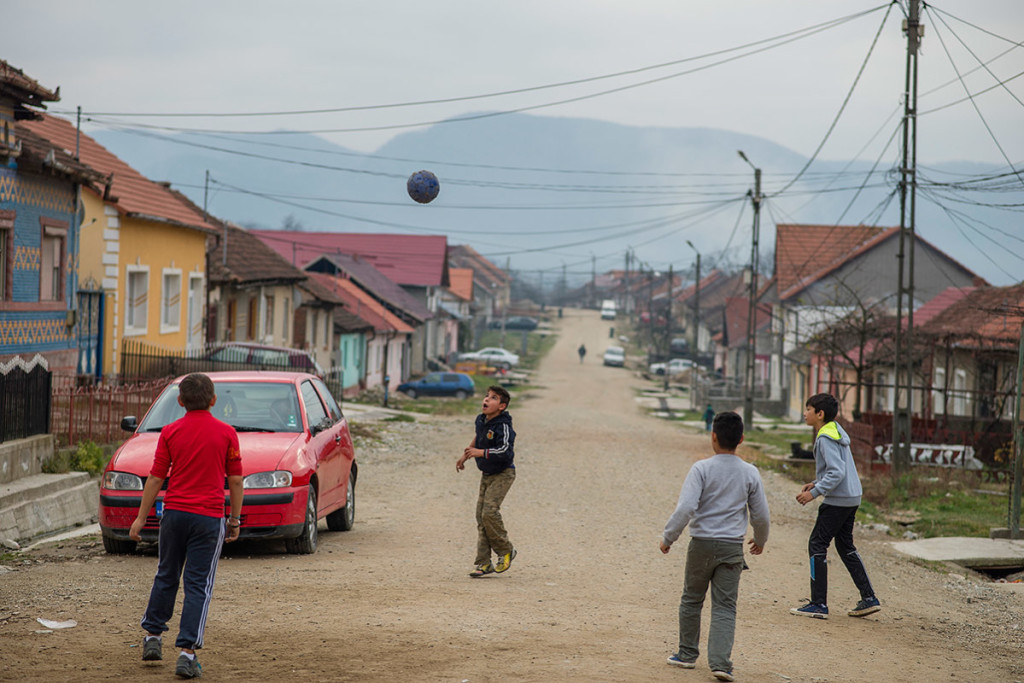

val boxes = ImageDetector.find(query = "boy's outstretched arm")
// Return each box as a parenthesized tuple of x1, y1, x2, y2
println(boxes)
(129, 475, 165, 541)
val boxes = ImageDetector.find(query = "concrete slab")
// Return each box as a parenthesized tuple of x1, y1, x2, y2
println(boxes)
(891, 536, 1024, 567)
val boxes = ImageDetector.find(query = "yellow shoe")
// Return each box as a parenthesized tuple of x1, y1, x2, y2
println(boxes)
(494, 548, 517, 573)
(469, 563, 495, 578)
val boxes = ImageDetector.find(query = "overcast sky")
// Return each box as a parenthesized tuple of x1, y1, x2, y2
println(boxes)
(9, 0, 1024, 165)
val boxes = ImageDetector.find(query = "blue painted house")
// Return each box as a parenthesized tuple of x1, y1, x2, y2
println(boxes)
(0, 61, 101, 377)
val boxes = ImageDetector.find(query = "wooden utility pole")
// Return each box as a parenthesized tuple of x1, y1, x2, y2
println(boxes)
(892, 0, 922, 473)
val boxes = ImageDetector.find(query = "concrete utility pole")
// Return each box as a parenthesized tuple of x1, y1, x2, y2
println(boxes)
(1010, 321, 1024, 538)
(738, 150, 762, 430)
(892, 0, 923, 473)
(687, 241, 701, 359)
(500, 256, 510, 348)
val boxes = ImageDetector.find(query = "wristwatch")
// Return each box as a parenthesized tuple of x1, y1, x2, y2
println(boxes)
(227, 516, 241, 528)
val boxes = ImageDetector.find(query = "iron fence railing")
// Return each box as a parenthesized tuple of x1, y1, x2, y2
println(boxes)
(0, 361, 52, 443)
(50, 378, 173, 448)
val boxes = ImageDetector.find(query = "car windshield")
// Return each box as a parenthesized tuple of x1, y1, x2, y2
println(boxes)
(137, 381, 303, 433)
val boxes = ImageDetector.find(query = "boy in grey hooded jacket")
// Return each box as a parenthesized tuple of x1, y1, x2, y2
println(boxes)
(791, 393, 881, 620)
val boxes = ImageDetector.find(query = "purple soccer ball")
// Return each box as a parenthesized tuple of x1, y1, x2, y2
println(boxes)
(407, 170, 440, 204)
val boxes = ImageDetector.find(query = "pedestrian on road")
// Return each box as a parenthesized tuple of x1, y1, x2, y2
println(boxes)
(577, 343, 586, 363)
(703, 403, 715, 432)
(660, 411, 770, 682)
(791, 393, 881, 620)
(456, 385, 517, 578)
(129, 373, 243, 679)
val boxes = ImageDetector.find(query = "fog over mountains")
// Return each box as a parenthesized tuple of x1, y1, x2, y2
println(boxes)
(91, 112, 1019, 287)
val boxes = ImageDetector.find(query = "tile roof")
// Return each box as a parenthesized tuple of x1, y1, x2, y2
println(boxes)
(914, 286, 975, 327)
(306, 253, 430, 322)
(723, 297, 773, 348)
(918, 283, 1024, 348)
(449, 244, 508, 287)
(20, 114, 218, 233)
(775, 224, 887, 300)
(253, 231, 449, 288)
(207, 222, 308, 286)
(307, 273, 413, 334)
(0, 60, 58, 107)
(14, 124, 104, 187)
(448, 268, 474, 302)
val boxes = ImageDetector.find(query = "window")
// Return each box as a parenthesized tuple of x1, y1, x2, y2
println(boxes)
(264, 294, 275, 343)
(125, 266, 149, 335)
(282, 297, 290, 341)
(39, 231, 65, 301)
(874, 371, 891, 412)
(0, 211, 12, 300)
(300, 380, 329, 429)
(952, 369, 969, 416)
(247, 297, 257, 339)
(161, 269, 182, 333)
(312, 310, 319, 347)
(312, 378, 341, 421)
(932, 367, 946, 416)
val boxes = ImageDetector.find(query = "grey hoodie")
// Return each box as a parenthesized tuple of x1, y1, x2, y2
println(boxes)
(810, 421, 862, 506)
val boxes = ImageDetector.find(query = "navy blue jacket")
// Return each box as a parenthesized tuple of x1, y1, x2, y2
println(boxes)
(474, 411, 515, 475)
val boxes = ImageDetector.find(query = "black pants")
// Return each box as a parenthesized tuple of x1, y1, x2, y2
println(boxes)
(807, 503, 874, 606)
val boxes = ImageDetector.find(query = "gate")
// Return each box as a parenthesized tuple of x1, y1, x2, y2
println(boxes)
(77, 289, 104, 381)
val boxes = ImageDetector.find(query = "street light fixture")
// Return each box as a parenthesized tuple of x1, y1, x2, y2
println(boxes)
(738, 150, 762, 431)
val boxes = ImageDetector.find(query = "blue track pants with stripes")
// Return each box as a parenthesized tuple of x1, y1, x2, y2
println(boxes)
(141, 509, 225, 650)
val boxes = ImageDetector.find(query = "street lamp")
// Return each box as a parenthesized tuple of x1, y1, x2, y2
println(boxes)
(738, 150, 762, 431)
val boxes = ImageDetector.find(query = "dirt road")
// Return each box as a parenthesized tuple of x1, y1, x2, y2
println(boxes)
(2, 309, 1023, 682)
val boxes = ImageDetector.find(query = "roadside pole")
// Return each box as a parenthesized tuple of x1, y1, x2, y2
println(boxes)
(1010, 320, 1023, 538)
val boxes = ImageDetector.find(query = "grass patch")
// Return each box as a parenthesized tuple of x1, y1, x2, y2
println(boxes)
(862, 472, 1008, 538)
(382, 413, 416, 423)
(349, 422, 382, 442)
(42, 440, 111, 475)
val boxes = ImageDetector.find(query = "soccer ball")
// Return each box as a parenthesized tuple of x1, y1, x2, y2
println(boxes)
(407, 170, 440, 204)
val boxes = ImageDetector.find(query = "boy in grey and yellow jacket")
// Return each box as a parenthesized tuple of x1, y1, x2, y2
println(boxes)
(791, 393, 881, 620)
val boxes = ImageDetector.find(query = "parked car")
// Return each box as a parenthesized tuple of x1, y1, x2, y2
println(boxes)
(459, 347, 520, 368)
(649, 358, 695, 376)
(487, 316, 539, 331)
(205, 342, 325, 377)
(603, 346, 625, 367)
(99, 371, 356, 556)
(398, 372, 475, 399)
(669, 337, 689, 356)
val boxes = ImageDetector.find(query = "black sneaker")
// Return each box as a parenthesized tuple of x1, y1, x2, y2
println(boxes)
(790, 601, 829, 619)
(142, 636, 162, 661)
(175, 653, 202, 678)
(849, 596, 881, 617)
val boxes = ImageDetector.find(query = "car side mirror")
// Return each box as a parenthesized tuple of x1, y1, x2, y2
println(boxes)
(121, 416, 138, 432)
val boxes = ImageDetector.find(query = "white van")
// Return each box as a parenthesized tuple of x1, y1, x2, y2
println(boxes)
(600, 299, 617, 320)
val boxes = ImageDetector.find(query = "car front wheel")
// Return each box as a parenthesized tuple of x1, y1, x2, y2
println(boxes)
(454, 390, 468, 400)
(285, 484, 318, 554)
(404, 389, 417, 399)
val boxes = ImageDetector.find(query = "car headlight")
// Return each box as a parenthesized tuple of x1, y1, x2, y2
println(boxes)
(103, 471, 143, 491)
(243, 471, 293, 489)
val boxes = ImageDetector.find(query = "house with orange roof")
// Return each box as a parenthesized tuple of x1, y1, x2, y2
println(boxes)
(22, 112, 218, 382)
(307, 273, 412, 392)
(771, 223, 984, 421)
(0, 61, 105, 377)
(439, 267, 474, 357)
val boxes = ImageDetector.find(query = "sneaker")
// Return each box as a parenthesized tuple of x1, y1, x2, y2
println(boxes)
(712, 671, 735, 682)
(468, 563, 495, 578)
(666, 654, 696, 668)
(848, 596, 881, 617)
(494, 548, 517, 573)
(175, 653, 202, 679)
(790, 602, 829, 619)
(141, 636, 162, 661)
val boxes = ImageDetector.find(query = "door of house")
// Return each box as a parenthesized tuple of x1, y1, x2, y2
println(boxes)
(76, 289, 104, 381)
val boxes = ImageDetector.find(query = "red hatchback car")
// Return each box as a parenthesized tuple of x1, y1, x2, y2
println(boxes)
(99, 371, 356, 555)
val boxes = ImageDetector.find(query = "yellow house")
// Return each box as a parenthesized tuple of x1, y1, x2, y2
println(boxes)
(23, 114, 216, 381)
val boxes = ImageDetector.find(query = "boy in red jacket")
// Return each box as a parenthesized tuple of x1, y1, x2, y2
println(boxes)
(129, 373, 243, 678)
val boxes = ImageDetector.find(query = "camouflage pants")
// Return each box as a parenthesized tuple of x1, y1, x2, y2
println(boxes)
(475, 468, 516, 565)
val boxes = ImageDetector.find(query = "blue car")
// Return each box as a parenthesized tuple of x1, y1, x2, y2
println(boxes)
(398, 372, 475, 400)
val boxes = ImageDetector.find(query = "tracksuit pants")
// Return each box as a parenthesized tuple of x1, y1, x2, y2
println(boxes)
(141, 509, 226, 649)
(807, 503, 875, 606)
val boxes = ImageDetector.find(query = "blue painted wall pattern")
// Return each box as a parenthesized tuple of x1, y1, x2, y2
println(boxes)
(0, 164, 78, 354)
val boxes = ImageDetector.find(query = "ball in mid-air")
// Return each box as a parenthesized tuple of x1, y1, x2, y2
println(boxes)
(407, 170, 440, 204)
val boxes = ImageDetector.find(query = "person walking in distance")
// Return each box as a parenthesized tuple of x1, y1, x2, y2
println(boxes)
(578, 343, 587, 364)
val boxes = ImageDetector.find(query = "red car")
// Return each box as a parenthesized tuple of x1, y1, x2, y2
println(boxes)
(99, 371, 356, 555)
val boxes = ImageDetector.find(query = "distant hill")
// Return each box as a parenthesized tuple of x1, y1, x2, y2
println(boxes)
(91, 112, 1018, 287)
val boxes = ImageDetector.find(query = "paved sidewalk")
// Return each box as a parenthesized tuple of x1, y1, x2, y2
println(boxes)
(892, 536, 1024, 592)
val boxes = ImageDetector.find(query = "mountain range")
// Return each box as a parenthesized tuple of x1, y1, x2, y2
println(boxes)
(89, 112, 1019, 288)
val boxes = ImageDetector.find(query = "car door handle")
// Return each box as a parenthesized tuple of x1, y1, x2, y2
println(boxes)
(334, 435, 341, 444)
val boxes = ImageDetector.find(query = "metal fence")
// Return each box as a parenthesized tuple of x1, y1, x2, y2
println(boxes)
(0, 360, 52, 443)
(50, 378, 173, 448)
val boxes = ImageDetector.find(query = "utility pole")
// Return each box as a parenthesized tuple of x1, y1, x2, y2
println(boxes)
(624, 249, 630, 314)
(664, 264, 673, 391)
(1010, 320, 1024, 538)
(591, 254, 597, 309)
(892, 0, 922, 473)
(500, 256, 510, 348)
(687, 241, 701, 359)
(739, 150, 762, 430)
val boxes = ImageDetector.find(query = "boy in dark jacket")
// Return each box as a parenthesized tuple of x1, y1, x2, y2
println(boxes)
(791, 393, 881, 620)
(456, 385, 516, 577)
